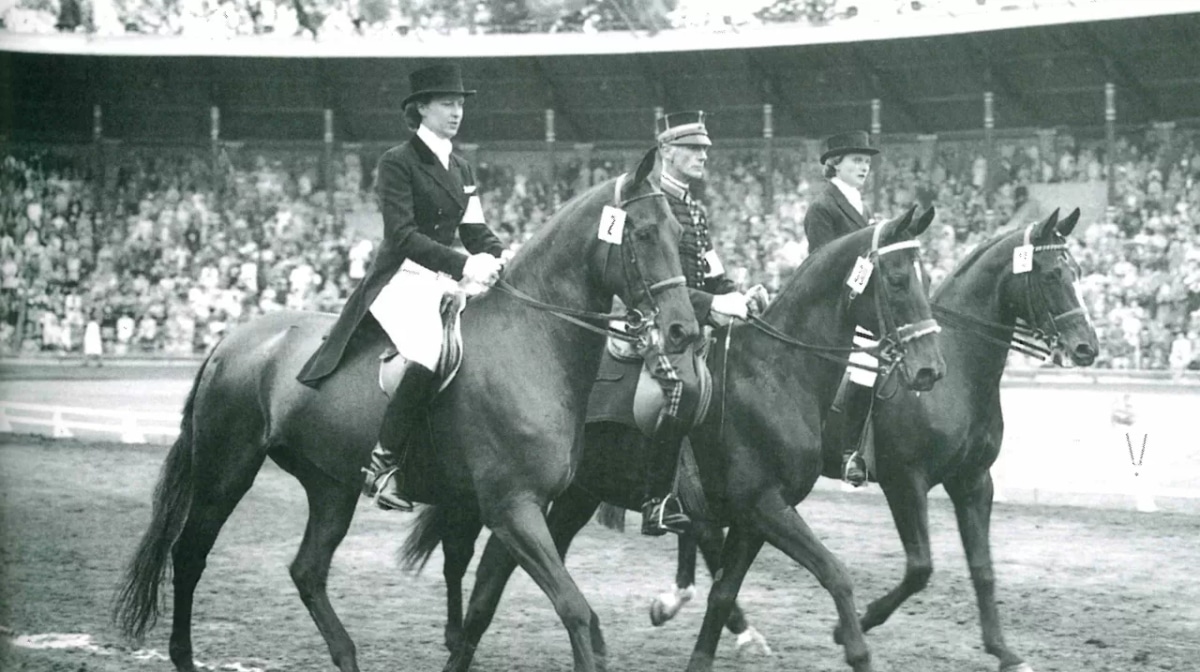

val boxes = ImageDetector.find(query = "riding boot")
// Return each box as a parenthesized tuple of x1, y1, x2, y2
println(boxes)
(830, 384, 873, 487)
(362, 362, 437, 511)
(640, 414, 692, 536)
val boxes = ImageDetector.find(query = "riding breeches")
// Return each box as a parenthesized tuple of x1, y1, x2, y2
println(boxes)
(370, 259, 458, 370)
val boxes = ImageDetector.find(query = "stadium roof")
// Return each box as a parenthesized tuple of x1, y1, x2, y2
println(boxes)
(0, 0, 1195, 58)
(4, 6, 1199, 144)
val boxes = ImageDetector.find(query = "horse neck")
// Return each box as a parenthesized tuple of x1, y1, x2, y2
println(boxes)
(933, 243, 1014, 387)
(750, 245, 860, 395)
(503, 186, 612, 317)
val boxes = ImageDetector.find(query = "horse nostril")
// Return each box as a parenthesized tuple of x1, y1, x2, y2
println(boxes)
(668, 323, 687, 346)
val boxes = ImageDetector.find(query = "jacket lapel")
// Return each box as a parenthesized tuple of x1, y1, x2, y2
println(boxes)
(411, 136, 468, 210)
(828, 182, 869, 229)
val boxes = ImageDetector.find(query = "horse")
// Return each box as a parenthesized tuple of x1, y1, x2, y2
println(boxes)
(112, 148, 701, 672)
(639, 208, 1099, 672)
(400, 206, 946, 672)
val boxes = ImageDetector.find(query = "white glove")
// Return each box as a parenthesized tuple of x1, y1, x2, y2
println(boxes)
(745, 284, 770, 317)
(711, 292, 749, 320)
(462, 253, 502, 286)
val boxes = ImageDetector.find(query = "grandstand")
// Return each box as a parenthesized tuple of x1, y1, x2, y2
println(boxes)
(2, 1, 1199, 371)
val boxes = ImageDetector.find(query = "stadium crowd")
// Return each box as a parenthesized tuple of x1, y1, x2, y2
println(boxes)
(2, 0, 1129, 38)
(3, 126, 1200, 370)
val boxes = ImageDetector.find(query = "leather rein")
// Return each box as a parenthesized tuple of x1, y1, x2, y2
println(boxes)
(492, 173, 685, 343)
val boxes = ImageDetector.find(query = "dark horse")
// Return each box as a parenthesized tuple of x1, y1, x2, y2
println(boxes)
(113, 150, 701, 672)
(645, 208, 1099, 672)
(401, 206, 946, 672)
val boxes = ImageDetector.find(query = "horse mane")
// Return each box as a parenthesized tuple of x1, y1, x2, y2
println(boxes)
(503, 176, 615, 274)
(762, 226, 873, 320)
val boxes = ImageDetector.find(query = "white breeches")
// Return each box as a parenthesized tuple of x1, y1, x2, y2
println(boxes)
(370, 259, 458, 370)
(848, 326, 879, 387)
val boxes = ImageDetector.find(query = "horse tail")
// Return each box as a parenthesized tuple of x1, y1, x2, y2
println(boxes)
(594, 503, 627, 532)
(399, 505, 446, 574)
(113, 351, 211, 642)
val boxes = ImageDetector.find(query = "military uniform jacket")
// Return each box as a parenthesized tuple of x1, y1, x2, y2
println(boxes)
(803, 180, 871, 254)
(662, 179, 737, 324)
(298, 135, 503, 385)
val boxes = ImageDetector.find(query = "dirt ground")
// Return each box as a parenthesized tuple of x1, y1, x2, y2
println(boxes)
(1, 435, 1196, 672)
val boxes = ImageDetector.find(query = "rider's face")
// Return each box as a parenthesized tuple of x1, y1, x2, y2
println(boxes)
(834, 153, 872, 190)
(662, 143, 709, 182)
(418, 95, 465, 140)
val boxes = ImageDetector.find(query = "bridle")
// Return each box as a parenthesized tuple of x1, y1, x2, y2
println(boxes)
(932, 222, 1089, 362)
(744, 224, 941, 381)
(493, 172, 685, 343)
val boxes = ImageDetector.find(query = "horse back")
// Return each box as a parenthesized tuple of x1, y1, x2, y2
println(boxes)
(202, 310, 390, 485)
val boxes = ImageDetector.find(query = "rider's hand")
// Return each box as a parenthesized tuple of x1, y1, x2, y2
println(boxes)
(745, 284, 770, 318)
(711, 292, 749, 321)
(462, 253, 502, 286)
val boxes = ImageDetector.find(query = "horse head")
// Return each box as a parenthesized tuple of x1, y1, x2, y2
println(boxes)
(848, 206, 945, 392)
(1002, 207, 1098, 366)
(599, 148, 699, 354)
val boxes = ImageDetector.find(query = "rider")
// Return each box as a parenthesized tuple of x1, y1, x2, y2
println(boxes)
(639, 110, 767, 536)
(802, 130, 881, 487)
(297, 62, 506, 511)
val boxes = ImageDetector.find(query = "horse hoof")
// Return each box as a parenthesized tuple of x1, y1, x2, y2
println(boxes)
(734, 627, 773, 656)
(1000, 664, 1034, 672)
(649, 586, 693, 627)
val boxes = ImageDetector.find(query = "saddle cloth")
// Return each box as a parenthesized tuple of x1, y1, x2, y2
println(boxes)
(379, 292, 467, 398)
(585, 336, 713, 436)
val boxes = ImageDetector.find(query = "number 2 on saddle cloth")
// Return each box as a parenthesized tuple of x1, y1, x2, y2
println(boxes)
(585, 324, 714, 437)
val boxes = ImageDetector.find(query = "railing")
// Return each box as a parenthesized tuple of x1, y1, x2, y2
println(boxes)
(0, 401, 180, 444)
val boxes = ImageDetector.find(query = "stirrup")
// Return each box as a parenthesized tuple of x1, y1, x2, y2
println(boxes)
(641, 495, 691, 537)
(361, 466, 414, 512)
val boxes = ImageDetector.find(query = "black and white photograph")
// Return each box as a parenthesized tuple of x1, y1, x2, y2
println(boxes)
(1, 1, 1198, 670)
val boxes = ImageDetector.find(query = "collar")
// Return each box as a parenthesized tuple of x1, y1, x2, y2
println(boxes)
(416, 125, 453, 170)
(831, 177, 864, 215)
(660, 171, 690, 201)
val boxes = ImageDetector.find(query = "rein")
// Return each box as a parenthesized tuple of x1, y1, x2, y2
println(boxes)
(491, 173, 685, 344)
(930, 223, 1087, 363)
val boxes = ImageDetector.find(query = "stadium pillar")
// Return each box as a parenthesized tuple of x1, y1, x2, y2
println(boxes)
(324, 109, 334, 231)
(870, 98, 882, 215)
(545, 109, 557, 206)
(983, 91, 996, 200)
(574, 143, 594, 189)
(763, 104, 774, 211)
(210, 106, 221, 214)
(92, 104, 104, 218)
(1105, 83, 1116, 204)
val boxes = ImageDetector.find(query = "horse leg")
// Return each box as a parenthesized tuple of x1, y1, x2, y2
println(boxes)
(477, 498, 605, 672)
(168, 447, 268, 672)
(855, 472, 933, 638)
(288, 464, 361, 672)
(441, 507, 483, 653)
(692, 520, 770, 655)
(685, 522, 764, 672)
(945, 470, 1030, 672)
(447, 486, 602, 672)
(749, 492, 872, 672)
(649, 529, 699, 627)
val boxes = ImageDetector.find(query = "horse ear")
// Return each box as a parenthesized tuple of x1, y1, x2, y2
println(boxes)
(631, 148, 658, 191)
(1056, 207, 1081, 237)
(886, 205, 918, 239)
(1033, 208, 1060, 241)
(910, 206, 936, 237)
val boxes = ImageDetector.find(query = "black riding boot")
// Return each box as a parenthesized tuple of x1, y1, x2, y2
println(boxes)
(640, 415, 692, 536)
(829, 384, 872, 487)
(362, 362, 437, 511)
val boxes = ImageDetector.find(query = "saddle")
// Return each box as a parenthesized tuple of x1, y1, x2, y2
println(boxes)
(585, 334, 714, 436)
(378, 292, 468, 398)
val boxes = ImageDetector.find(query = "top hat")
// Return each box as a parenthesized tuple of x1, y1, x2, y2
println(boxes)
(819, 131, 879, 164)
(656, 110, 712, 147)
(402, 63, 477, 108)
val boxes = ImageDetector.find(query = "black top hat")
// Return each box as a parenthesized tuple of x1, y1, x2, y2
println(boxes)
(657, 110, 712, 147)
(402, 63, 477, 108)
(819, 131, 879, 164)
